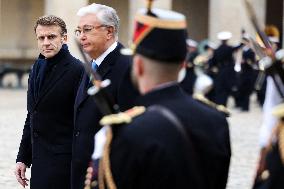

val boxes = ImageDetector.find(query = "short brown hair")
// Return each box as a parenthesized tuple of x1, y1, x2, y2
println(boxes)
(34, 15, 67, 35)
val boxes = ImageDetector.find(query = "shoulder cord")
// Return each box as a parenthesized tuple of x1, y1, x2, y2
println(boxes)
(98, 126, 117, 189)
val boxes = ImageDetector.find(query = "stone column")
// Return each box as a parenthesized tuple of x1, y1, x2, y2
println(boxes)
(44, 0, 88, 59)
(209, 0, 266, 45)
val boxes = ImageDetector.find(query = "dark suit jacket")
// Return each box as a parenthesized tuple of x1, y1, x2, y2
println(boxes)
(16, 45, 84, 189)
(110, 84, 231, 189)
(72, 43, 139, 189)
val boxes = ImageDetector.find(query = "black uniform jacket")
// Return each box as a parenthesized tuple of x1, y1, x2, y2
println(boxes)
(110, 84, 231, 189)
(263, 143, 284, 189)
(16, 45, 84, 189)
(72, 43, 139, 189)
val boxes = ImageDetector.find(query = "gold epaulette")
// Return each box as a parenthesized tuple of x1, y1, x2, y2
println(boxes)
(272, 103, 284, 118)
(193, 93, 230, 117)
(99, 106, 146, 126)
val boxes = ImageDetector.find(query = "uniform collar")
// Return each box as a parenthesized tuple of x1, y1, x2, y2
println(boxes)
(136, 82, 183, 107)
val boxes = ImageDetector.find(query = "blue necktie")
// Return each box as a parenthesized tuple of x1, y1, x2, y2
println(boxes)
(92, 61, 98, 71)
(87, 61, 98, 87)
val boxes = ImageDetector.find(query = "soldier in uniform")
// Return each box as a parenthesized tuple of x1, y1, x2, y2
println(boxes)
(210, 31, 243, 106)
(254, 75, 284, 189)
(252, 27, 284, 188)
(261, 103, 284, 189)
(253, 101, 284, 189)
(85, 5, 231, 189)
(180, 38, 198, 95)
(235, 35, 256, 111)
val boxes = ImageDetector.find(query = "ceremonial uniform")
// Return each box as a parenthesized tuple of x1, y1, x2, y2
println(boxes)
(235, 46, 256, 111)
(110, 84, 230, 189)
(253, 49, 284, 189)
(254, 103, 284, 189)
(16, 44, 83, 189)
(210, 32, 243, 106)
(259, 77, 284, 148)
(264, 142, 284, 189)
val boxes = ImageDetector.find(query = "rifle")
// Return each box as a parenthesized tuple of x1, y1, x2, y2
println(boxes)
(244, 0, 284, 98)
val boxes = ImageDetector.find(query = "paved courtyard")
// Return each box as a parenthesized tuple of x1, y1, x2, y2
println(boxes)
(0, 87, 262, 189)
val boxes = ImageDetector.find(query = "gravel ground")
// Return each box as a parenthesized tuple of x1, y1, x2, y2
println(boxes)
(0, 87, 262, 189)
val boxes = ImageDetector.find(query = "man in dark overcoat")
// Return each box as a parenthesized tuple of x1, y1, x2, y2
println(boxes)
(88, 7, 231, 189)
(14, 15, 84, 189)
(72, 3, 139, 189)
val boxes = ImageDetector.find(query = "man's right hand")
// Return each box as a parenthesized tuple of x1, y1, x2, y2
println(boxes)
(14, 162, 29, 188)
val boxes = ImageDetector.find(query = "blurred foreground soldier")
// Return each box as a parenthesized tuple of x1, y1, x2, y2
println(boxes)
(264, 104, 284, 189)
(253, 51, 284, 189)
(254, 75, 284, 189)
(253, 103, 284, 189)
(72, 3, 138, 189)
(253, 25, 284, 189)
(85, 5, 231, 189)
(14, 15, 83, 188)
(210, 31, 243, 106)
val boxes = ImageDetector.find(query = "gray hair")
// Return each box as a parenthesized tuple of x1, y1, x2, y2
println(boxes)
(77, 3, 119, 40)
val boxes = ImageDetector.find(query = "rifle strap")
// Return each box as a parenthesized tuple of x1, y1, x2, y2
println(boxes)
(148, 105, 192, 148)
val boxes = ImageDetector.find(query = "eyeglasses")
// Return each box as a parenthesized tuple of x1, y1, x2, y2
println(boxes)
(74, 25, 107, 37)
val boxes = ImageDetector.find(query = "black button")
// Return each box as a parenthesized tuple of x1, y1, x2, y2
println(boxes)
(75, 131, 80, 137)
(33, 132, 39, 137)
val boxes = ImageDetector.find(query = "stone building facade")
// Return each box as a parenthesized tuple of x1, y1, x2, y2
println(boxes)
(0, 0, 282, 64)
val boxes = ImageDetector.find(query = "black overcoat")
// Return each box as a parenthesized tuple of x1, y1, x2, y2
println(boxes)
(71, 43, 139, 189)
(16, 45, 84, 189)
(110, 84, 231, 189)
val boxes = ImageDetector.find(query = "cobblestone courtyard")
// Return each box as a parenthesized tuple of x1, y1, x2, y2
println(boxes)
(0, 88, 262, 189)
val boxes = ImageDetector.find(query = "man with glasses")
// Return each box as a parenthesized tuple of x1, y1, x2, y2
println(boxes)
(14, 15, 83, 189)
(72, 3, 138, 189)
